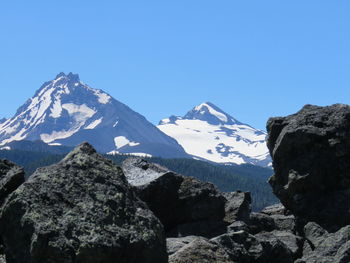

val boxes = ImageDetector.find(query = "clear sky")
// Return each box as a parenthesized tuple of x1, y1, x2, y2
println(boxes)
(1, 1, 349, 130)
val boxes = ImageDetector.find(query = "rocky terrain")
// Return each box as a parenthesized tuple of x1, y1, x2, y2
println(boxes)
(0, 103, 349, 262)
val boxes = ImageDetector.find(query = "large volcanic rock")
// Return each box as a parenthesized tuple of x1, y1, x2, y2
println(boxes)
(267, 104, 350, 231)
(122, 157, 227, 237)
(0, 160, 24, 206)
(0, 143, 167, 263)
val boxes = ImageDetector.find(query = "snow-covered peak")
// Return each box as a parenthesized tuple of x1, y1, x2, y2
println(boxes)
(183, 102, 241, 125)
(158, 102, 271, 167)
(0, 73, 188, 158)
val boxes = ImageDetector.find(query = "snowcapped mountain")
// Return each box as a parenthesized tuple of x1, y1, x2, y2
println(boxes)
(0, 72, 188, 158)
(157, 102, 271, 166)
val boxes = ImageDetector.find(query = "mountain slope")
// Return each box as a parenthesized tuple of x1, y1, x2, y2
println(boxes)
(158, 102, 271, 166)
(0, 73, 188, 158)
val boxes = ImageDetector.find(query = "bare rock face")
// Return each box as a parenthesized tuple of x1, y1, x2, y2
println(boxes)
(223, 191, 251, 224)
(0, 143, 167, 263)
(297, 223, 350, 263)
(169, 237, 251, 263)
(122, 157, 227, 238)
(267, 104, 350, 231)
(0, 159, 24, 206)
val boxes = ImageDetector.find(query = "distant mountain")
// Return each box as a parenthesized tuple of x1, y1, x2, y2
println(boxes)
(158, 102, 271, 167)
(0, 73, 188, 158)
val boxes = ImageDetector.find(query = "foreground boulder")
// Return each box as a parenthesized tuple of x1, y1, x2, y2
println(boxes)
(223, 191, 251, 224)
(0, 143, 167, 263)
(297, 222, 350, 263)
(122, 157, 226, 237)
(267, 104, 350, 231)
(0, 159, 24, 206)
(169, 237, 250, 263)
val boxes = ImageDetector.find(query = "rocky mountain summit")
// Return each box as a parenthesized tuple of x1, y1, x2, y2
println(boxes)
(158, 102, 271, 167)
(0, 72, 188, 158)
(0, 103, 349, 262)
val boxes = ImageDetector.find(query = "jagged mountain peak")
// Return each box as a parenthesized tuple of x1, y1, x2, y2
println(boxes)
(159, 102, 242, 126)
(184, 102, 241, 125)
(54, 72, 80, 80)
(0, 73, 188, 158)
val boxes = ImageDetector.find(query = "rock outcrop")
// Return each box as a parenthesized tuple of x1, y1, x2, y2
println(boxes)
(122, 157, 227, 238)
(0, 143, 167, 263)
(297, 222, 350, 263)
(0, 159, 24, 206)
(267, 104, 350, 231)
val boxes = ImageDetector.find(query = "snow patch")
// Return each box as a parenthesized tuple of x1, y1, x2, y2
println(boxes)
(62, 103, 96, 122)
(41, 129, 79, 143)
(50, 99, 62, 118)
(0, 146, 11, 150)
(85, 118, 103, 129)
(48, 143, 62, 146)
(94, 90, 111, 104)
(195, 103, 228, 122)
(114, 136, 140, 149)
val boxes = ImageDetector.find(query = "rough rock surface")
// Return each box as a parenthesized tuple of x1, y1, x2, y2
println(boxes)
(267, 104, 350, 231)
(297, 223, 350, 263)
(122, 157, 226, 237)
(0, 143, 167, 263)
(169, 237, 250, 263)
(211, 230, 295, 263)
(249, 212, 276, 234)
(223, 191, 251, 224)
(0, 159, 24, 206)
(166, 236, 199, 255)
(261, 203, 288, 216)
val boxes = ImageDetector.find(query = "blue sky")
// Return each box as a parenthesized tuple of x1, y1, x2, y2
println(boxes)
(1, 1, 349, 130)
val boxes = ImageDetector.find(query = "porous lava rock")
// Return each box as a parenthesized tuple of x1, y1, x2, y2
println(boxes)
(0, 159, 24, 206)
(223, 191, 251, 224)
(122, 157, 226, 237)
(297, 222, 350, 263)
(0, 143, 167, 263)
(267, 104, 350, 231)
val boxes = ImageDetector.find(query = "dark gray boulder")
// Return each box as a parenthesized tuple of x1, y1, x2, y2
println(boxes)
(267, 104, 350, 231)
(0, 159, 24, 206)
(122, 157, 226, 237)
(223, 191, 251, 224)
(253, 232, 294, 263)
(0, 143, 167, 263)
(270, 230, 302, 259)
(227, 221, 249, 233)
(166, 236, 201, 255)
(270, 214, 296, 232)
(169, 237, 250, 263)
(211, 230, 294, 263)
(249, 212, 276, 234)
(261, 203, 288, 216)
(297, 224, 350, 263)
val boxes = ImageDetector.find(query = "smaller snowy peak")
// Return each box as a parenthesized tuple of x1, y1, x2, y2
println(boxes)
(158, 102, 271, 167)
(183, 102, 241, 125)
